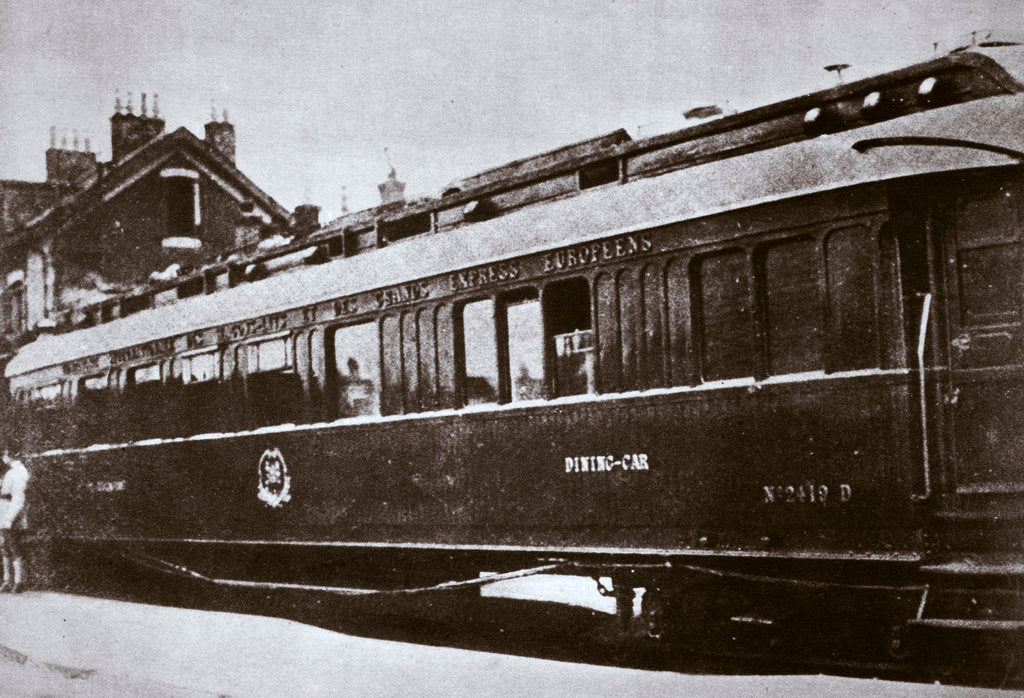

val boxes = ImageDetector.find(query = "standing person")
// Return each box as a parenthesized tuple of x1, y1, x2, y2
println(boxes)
(0, 448, 29, 593)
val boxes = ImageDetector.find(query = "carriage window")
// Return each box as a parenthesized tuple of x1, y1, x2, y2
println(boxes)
(124, 363, 166, 438)
(242, 336, 304, 427)
(129, 363, 161, 385)
(506, 294, 544, 402)
(29, 383, 63, 403)
(332, 322, 381, 417)
(544, 278, 594, 396)
(461, 299, 498, 405)
(761, 238, 822, 375)
(179, 351, 220, 384)
(245, 337, 290, 373)
(172, 350, 224, 436)
(825, 227, 878, 371)
(697, 250, 756, 381)
(77, 373, 113, 445)
(81, 374, 109, 392)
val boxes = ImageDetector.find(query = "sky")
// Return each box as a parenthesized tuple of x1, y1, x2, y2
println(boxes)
(1, 1, 1022, 222)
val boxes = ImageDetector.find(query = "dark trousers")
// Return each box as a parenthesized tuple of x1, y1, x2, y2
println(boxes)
(0, 528, 22, 561)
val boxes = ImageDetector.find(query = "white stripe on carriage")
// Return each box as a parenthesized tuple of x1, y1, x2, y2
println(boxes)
(60, 534, 924, 562)
(35, 367, 909, 458)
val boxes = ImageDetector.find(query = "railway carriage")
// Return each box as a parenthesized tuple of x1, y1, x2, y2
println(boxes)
(5, 45, 1024, 672)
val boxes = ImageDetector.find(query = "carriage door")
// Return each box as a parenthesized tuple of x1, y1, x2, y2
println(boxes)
(942, 172, 1024, 502)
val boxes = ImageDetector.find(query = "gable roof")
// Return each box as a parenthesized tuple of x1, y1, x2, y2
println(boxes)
(0, 179, 59, 241)
(1, 126, 290, 253)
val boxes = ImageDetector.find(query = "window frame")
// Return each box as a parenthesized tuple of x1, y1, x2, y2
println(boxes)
(176, 348, 222, 385)
(328, 320, 383, 418)
(543, 276, 596, 397)
(501, 288, 545, 404)
(237, 332, 295, 376)
(126, 362, 163, 387)
(455, 296, 501, 407)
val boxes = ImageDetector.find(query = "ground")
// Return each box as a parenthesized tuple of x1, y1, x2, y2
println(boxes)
(0, 580, 1013, 696)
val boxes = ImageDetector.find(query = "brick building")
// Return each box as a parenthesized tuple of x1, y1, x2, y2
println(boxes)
(0, 95, 294, 355)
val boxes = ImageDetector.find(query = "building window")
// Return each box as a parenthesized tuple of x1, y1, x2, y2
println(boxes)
(161, 168, 200, 238)
(166, 178, 196, 236)
(2, 282, 26, 335)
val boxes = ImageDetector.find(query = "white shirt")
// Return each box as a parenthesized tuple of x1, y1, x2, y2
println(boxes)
(0, 460, 29, 530)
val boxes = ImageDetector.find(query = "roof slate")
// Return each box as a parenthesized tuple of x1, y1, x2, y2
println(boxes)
(0, 180, 58, 241)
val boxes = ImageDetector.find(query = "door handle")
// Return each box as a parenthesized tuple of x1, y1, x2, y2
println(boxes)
(913, 293, 932, 502)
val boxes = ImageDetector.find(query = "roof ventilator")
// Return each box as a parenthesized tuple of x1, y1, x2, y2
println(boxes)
(802, 106, 843, 136)
(916, 76, 953, 107)
(462, 199, 494, 221)
(861, 91, 902, 122)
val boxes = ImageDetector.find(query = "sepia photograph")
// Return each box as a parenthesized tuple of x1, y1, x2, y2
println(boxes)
(1, 0, 1024, 694)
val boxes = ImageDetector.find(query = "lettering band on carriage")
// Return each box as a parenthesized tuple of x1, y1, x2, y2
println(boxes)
(564, 453, 650, 473)
(258, 447, 292, 508)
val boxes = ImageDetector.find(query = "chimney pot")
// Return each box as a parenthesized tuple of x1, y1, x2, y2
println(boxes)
(141, 92, 148, 117)
(46, 137, 98, 185)
(110, 91, 166, 161)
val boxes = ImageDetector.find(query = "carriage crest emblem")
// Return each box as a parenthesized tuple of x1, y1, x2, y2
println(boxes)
(257, 447, 291, 508)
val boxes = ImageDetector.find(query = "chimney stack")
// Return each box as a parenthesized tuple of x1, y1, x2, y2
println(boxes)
(110, 89, 165, 161)
(204, 107, 236, 163)
(293, 204, 321, 235)
(46, 126, 98, 187)
(378, 167, 406, 207)
(377, 148, 406, 207)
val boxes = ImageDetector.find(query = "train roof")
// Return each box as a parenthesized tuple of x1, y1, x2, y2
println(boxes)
(8, 57, 1024, 379)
